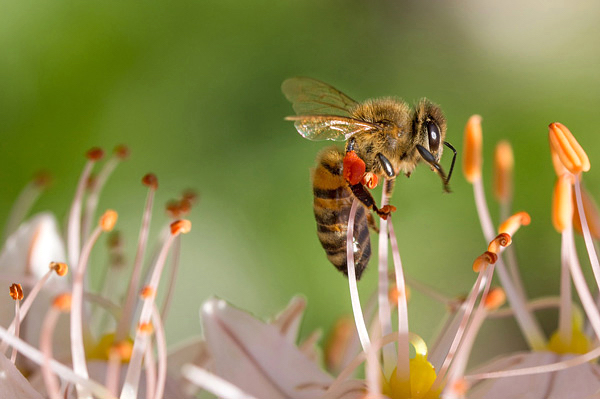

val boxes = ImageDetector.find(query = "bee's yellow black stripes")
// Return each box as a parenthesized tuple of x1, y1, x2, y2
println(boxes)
(312, 146, 372, 279)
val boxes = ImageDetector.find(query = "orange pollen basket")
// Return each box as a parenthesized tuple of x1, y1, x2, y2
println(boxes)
(342, 151, 366, 185)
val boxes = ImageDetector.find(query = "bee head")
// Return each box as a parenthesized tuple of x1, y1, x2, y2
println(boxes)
(413, 99, 447, 162)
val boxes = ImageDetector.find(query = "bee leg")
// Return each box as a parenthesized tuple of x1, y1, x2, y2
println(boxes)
(349, 183, 396, 219)
(416, 144, 451, 193)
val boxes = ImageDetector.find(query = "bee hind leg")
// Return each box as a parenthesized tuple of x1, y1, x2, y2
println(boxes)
(349, 183, 396, 219)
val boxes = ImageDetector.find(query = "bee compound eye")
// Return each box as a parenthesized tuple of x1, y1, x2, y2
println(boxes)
(427, 121, 441, 152)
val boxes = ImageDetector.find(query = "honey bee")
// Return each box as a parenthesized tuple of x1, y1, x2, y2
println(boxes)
(282, 77, 456, 279)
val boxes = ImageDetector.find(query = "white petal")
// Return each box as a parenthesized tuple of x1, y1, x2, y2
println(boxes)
(0, 354, 44, 399)
(468, 351, 600, 399)
(0, 212, 67, 287)
(270, 296, 306, 343)
(201, 298, 333, 399)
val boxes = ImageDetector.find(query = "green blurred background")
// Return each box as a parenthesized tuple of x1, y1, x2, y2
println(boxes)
(1, 0, 600, 366)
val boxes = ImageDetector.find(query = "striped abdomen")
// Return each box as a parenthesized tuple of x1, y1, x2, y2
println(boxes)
(312, 146, 371, 280)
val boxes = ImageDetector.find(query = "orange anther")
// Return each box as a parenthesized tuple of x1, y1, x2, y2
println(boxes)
(33, 170, 53, 188)
(473, 251, 498, 272)
(573, 185, 600, 239)
(362, 172, 379, 189)
(86, 147, 105, 161)
(450, 378, 469, 396)
(550, 147, 570, 177)
(462, 115, 483, 183)
(493, 141, 514, 203)
(170, 219, 192, 235)
(182, 189, 198, 204)
(548, 122, 590, 175)
(138, 322, 154, 335)
(325, 317, 353, 371)
(53, 293, 72, 312)
(140, 286, 155, 299)
(552, 174, 574, 233)
(9, 283, 23, 301)
(487, 233, 512, 254)
(498, 211, 531, 236)
(342, 151, 366, 185)
(111, 340, 133, 361)
(484, 287, 506, 310)
(100, 210, 118, 232)
(50, 262, 68, 276)
(142, 173, 158, 190)
(389, 285, 411, 305)
(114, 145, 130, 160)
(178, 198, 192, 215)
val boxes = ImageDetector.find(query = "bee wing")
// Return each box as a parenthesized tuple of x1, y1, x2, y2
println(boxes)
(282, 77, 359, 116)
(285, 115, 379, 141)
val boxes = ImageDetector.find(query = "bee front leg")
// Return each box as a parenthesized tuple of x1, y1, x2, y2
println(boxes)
(349, 183, 396, 219)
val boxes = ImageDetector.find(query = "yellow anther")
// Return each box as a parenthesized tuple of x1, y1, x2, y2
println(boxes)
(548, 122, 590, 175)
(170, 219, 192, 235)
(498, 211, 531, 236)
(493, 140, 514, 203)
(552, 174, 574, 233)
(462, 115, 483, 183)
(53, 293, 72, 312)
(100, 210, 118, 232)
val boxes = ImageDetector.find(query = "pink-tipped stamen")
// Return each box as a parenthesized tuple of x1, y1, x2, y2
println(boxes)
(121, 223, 183, 399)
(443, 273, 496, 393)
(144, 341, 157, 399)
(345, 198, 371, 352)
(565, 225, 600, 339)
(387, 219, 410, 387)
(377, 179, 395, 374)
(466, 345, 600, 381)
(160, 236, 181, 320)
(573, 178, 600, 290)
(558, 228, 573, 345)
(71, 223, 107, 399)
(0, 323, 117, 399)
(152, 304, 167, 399)
(0, 267, 57, 354)
(81, 149, 125, 241)
(432, 266, 492, 392)
(182, 364, 258, 399)
(2, 174, 48, 243)
(365, 333, 384, 399)
(67, 154, 99, 268)
(40, 305, 64, 399)
(10, 299, 20, 364)
(116, 175, 157, 343)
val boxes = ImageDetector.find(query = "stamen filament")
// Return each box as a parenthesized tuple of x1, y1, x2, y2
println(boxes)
(67, 157, 97, 268)
(182, 365, 258, 399)
(558, 229, 573, 345)
(11, 299, 20, 364)
(71, 223, 105, 399)
(161, 235, 181, 320)
(345, 198, 370, 352)
(387, 219, 410, 387)
(0, 324, 117, 399)
(378, 179, 395, 374)
(40, 306, 65, 399)
(2, 177, 46, 243)
(116, 176, 157, 342)
(573, 177, 600, 290)
(144, 342, 157, 399)
(151, 304, 166, 399)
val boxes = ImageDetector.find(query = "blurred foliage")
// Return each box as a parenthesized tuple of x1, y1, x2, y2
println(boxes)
(1, 0, 600, 365)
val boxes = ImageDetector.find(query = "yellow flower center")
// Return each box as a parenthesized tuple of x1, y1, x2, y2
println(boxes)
(547, 312, 591, 355)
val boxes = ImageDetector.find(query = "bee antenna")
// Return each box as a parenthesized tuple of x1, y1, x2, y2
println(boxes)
(443, 141, 457, 185)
